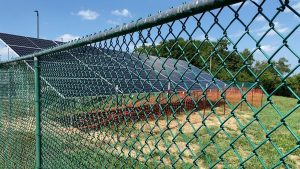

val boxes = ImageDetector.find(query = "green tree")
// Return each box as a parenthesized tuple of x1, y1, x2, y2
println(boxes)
(135, 38, 255, 82)
(135, 39, 299, 98)
(254, 58, 291, 95)
(287, 73, 300, 97)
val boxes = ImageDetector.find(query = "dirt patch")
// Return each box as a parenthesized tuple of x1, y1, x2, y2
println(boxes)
(132, 108, 255, 137)
(1, 116, 36, 133)
(130, 139, 204, 165)
(288, 155, 300, 168)
(216, 164, 224, 169)
(135, 109, 250, 135)
(135, 118, 180, 134)
(47, 107, 260, 168)
(168, 142, 199, 158)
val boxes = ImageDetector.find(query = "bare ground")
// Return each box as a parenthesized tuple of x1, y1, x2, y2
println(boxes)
(52, 108, 257, 168)
(3, 106, 298, 168)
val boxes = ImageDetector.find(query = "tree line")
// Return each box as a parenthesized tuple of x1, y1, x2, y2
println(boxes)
(135, 38, 300, 97)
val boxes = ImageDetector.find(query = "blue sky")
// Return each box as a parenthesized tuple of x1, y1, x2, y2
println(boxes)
(0, 0, 299, 74)
(0, 0, 188, 40)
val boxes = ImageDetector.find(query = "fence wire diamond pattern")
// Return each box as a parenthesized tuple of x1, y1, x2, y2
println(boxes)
(0, 0, 300, 168)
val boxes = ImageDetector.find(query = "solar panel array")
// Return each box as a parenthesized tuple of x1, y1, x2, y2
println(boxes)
(140, 55, 226, 90)
(0, 33, 227, 98)
(0, 33, 60, 56)
(37, 48, 170, 97)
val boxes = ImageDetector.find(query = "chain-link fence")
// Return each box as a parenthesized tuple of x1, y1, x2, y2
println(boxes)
(0, 0, 300, 168)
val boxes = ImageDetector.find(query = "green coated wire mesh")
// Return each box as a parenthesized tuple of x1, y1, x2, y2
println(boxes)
(1, 0, 300, 168)
(0, 63, 35, 169)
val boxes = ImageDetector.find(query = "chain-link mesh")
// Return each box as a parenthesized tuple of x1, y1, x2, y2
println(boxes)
(0, 63, 35, 168)
(1, 0, 300, 168)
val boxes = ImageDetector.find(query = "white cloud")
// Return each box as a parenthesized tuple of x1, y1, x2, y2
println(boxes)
(257, 22, 289, 36)
(229, 31, 244, 38)
(77, 10, 99, 20)
(255, 15, 265, 22)
(261, 45, 276, 53)
(285, 2, 300, 13)
(231, 2, 242, 7)
(56, 34, 80, 42)
(274, 23, 289, 33)
(112, 9, 132, 17)
(197, 34, 217, 41)
(231, 0, 261, 8)
(231, 2, 249, 7)
(292, 2, 300, 13)
(107, 20, 120, 25)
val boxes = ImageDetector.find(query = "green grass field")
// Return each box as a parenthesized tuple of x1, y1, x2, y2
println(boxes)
(1, 95, 299, 168)
(47, 95, 299, 168)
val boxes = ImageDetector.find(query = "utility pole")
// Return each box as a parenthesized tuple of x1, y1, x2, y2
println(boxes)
(34, 10, 39, 38)
(34, 10, 41, 169)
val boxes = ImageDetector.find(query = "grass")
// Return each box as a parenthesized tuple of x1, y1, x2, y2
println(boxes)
(0, 99, 35, 169)
(0, 130, 35, 169)
(78, 95, 299, 168)
(1, 95, 299, 168)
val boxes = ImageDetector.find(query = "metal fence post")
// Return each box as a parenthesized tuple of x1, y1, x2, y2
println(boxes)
(34, 57, 41, 169)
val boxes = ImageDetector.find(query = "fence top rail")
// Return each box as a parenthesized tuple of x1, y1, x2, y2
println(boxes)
(0, 0, 242, 65)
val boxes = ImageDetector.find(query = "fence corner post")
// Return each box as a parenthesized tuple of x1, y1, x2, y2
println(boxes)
(34, 57, 41, 169)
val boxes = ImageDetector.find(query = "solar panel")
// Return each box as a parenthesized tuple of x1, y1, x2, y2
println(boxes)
(1, 33, 227, 98)
(8, 46, 40, 56)
(0, 33, 38, 48)
(139, 55, 226, 90)
(27, 37, 58, 49)
(37, 48, 227, 97)
(0, 33, 60, 56)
